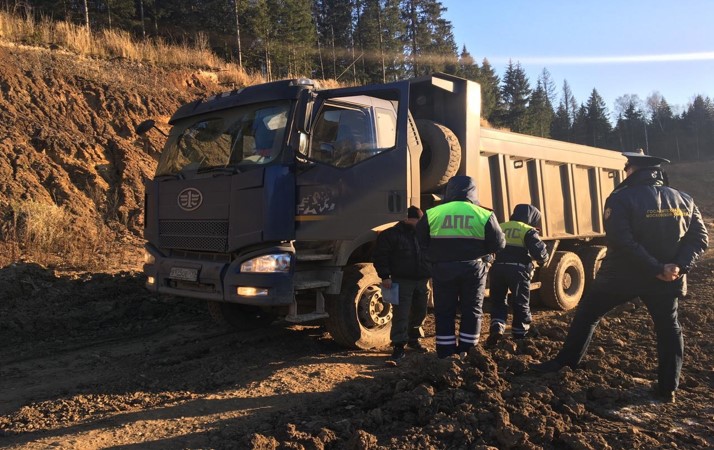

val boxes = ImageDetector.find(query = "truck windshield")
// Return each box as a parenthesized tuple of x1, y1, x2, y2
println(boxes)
(155, 102, 290, 176)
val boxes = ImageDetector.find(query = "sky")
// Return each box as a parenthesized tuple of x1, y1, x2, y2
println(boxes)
(441, 0, 714, 119)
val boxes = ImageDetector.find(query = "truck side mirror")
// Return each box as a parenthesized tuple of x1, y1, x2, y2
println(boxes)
(295, 91, 314, 134)
(135, 119, 156, 135)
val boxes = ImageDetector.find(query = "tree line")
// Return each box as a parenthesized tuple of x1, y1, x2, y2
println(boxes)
(8, 0, 714, 161)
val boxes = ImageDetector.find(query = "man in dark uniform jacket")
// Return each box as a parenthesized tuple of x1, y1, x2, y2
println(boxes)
(532, 151, 709, 403)
(416, 176, 505, 358)
(373, 206, 431, 364)
(486, 204, 549, 346)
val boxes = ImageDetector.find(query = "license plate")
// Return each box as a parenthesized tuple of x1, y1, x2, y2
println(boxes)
(169, 267, 198, 281)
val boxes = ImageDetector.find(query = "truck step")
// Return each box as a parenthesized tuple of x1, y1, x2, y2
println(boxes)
(285, 311, 329, 323)
(296, 253, 333, 261)
(294, 280, 332, 290)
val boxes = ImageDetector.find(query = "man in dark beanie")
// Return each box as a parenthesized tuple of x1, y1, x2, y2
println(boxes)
(373, 205, 431, 365)
(532, 150, 708, 404)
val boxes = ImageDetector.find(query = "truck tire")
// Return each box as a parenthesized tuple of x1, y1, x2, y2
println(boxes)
(416, 119, 461, 192)
(325, 263, 392, 349)
(539, 251, 585, 311)
(207, 301, 275, 331)
(577, 245, 607, 291)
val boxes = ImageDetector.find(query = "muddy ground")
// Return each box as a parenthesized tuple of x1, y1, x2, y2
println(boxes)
(1, 231, 712, 449)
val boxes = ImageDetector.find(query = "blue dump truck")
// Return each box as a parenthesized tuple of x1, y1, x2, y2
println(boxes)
(137, 73, 626, 349)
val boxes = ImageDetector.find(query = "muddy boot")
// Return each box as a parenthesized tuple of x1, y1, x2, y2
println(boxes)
(652, 386, 676, 404)
(385, 345, 406, 366)
(406, 340, 427, 353)
(485, 329, 503, 348)
(514, 325, 540, 340)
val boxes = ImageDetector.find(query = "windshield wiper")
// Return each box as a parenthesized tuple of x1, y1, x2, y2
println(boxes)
(154, 173, 184, 181)
(196, 165, 239, 175)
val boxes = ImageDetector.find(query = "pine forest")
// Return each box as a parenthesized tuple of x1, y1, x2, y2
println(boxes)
(7, 0, 714, 161)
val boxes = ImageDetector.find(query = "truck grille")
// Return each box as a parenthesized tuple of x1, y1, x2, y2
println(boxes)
(159, 220, 229, 252)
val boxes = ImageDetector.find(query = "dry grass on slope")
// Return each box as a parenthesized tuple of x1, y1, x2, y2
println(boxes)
(0, 11, 266, 88)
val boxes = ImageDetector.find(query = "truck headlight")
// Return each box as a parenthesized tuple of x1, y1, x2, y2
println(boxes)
(240, 253, 292, 273)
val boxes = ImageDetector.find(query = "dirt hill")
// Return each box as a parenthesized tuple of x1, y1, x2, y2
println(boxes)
(1, 42, 713, 450)
(0, 43, 222, 269)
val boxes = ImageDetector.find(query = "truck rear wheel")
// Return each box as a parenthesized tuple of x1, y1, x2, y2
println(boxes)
(207, 301, 275, 331)
(416, 119, 461, 192)
(325, 263, 392, 349)
(578, 245, 607, 291)
(539, 251, 585, 311)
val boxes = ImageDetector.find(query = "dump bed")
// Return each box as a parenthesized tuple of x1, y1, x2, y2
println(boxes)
(476, 128, 626, 239)
(407, 73, 626, 241)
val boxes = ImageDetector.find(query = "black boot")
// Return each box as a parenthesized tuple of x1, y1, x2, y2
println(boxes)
(407, 340, 427, 353)
(386, 345, 406, 366)
(485, 329, 503, 348)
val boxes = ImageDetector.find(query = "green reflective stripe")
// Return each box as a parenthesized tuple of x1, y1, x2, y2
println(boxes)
(427, 202, 492, 238)
(500, 221, 533, 247)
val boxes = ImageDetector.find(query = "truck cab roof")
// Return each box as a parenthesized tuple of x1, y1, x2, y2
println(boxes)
(169, 78, 316, 125)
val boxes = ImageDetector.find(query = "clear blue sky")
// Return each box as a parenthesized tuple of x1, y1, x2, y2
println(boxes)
(442, 0, 714, 119)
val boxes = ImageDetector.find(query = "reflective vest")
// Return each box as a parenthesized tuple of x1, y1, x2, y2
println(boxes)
(427, 201, 492, 239)
(500, 220, 533, 247)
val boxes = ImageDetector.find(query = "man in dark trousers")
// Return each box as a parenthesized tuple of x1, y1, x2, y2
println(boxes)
(416, 176, 505, 358)
(373, 206, 431, 365)
(532, 151, 708, 403)
(486, 204, 549, 347)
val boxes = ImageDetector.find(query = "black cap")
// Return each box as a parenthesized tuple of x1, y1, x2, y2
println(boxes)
(622, 150, 670, 167)
(407, 206, 423, 219)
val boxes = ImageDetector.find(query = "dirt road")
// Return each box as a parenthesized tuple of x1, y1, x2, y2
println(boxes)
(1, 241, 713, 449)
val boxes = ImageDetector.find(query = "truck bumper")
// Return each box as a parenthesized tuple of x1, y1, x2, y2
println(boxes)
(143, 244, 294, 306)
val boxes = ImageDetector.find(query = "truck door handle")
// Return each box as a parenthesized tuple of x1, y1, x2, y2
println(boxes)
(388, 191, 405, 213)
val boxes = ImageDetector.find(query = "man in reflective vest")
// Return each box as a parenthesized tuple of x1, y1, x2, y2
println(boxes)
(416, 176, 505, 358)
(486, 204, 549, 347)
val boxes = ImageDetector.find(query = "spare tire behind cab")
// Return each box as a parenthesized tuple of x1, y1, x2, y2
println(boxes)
(415, 119, 461, 192)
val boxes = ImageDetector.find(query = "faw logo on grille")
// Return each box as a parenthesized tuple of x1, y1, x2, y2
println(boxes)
(177, 188, 203, 211)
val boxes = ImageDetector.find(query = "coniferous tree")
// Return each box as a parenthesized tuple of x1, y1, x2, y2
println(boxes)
(646, 92, 679, 161)
(381, 0, 407, 81)
(245, 0, 274, 79)
(456, 46, 479, 81)
(477, 58, 501, 124)
(571, 104, 588, 145)
(355, 0, 390, 83)
(681, 95, 714, 160)
(584, 89, 612, 148)
(315, 0, 355, 80)
(550, 101, 572, 142)
(278, 0, 317, 78)
(498, 60, 531, 132)
(401, 0, 457, 76)
(525, 79, 553, 137)
(613, 94, 647, 152)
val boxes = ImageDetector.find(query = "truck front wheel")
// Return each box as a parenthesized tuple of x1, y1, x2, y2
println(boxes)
(325, 263, 392, 349)
(207, 301, 275, 331)
(539, 251, 585, 311)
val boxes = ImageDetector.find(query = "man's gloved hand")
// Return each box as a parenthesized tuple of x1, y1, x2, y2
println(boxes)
(482, 253, 495, 269)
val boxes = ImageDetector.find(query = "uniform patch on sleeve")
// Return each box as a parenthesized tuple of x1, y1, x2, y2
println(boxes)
(603, 208, 612, 220)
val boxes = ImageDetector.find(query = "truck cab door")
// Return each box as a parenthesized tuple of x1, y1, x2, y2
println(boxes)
(295, 81, 414, 240)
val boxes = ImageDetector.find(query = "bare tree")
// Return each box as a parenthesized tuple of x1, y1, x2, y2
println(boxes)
(139, 0, 146, 39)
(82, 0, 89, 31)
(233, 0, 243, 66)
